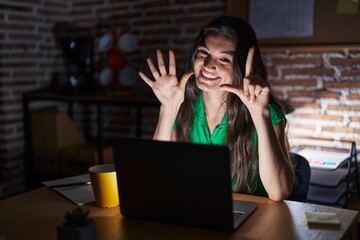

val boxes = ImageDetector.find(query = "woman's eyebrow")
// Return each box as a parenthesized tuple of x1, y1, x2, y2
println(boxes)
(199, 44, 234, 56)
(221, 50, 234, 56)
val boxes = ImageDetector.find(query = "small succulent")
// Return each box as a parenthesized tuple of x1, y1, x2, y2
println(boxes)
(63, 207, 92, 228)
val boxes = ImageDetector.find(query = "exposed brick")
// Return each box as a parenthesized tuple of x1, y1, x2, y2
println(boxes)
(282, 68, 335, 76)
(69, 9, 94, 16)
(341, 69, 360, 77)
(96, 5, 128, 14)
(348, 94, 360, 100)
(267, 68, 277, 76)
(323, 126, 359, 134)
(270, 79, 317, 87)
(0, 23, 35, 31)
(272, 57, 323, 65)
(342, 138, 360, 148)
(262, 46, 345, 54)
(44, 1, 67, 8)
(139, 38, 169, 46)
(0, 108, 22, 115)
(10, 53, 44, 59)
(290, 101, 321, 109)
(0, 43, 36, 50)
(146, 8, 185, 17)
(324, 81, 360, 88)
(330, 58, 360, 66)
(288, 90, 341, 99)
(37, 8, 67, 16)
(0, 80, 37, 86)
(327, 105, 360, 111)
(189, 5, 227, 14)
(175, 15, 214, 25)
(1, 61, 36, 68)
(172, 37, 195, 45)
(133, 18, 166, 27)
(287, 47, 345, 54)
(175, 0, 214, 4)
(350, 116, 360, 122)
(8, 14, 40, 22)
(349, 49, 360, 54)
(291, 113, 343, 121)
(8, 33, 42, 41)
(288, 122, 316, 131)
(72, 1, 103, 8)
(0, 99, 21, 106)
(144, 27, 182, 35)
(0, 3, 33, 12)
(287, 134, 336, 143)
(133, 0, 169, 9)
(185, 25, 203, 34)
(0, 72, 11, 78)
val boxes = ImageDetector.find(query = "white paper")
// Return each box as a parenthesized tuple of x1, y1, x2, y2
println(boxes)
(295, 148, 349, 170)
(43, 174, 95, 205)
(249, 0, 314, 39)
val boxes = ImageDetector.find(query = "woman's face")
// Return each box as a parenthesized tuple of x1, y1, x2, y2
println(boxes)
(193, 34, 235, 92)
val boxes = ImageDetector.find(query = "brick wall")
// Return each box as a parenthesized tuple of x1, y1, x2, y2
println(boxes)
(263, 46, 360, 150)
(0, 0, 68, 197)
(0, 0, 359, 198)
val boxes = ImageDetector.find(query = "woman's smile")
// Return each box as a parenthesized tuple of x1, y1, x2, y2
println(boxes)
(200, 69, 219, 81)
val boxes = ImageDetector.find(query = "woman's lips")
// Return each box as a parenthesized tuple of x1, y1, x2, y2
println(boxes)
(200, 70, 219, 81)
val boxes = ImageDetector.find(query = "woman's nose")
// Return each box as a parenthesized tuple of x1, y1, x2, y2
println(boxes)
(204, 56, 216, 69)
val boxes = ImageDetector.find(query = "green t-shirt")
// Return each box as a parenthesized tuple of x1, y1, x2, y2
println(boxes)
(190, 91, 285, 197)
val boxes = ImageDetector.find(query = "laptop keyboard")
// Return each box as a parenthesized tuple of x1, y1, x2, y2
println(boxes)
(233, 211, 245, 221)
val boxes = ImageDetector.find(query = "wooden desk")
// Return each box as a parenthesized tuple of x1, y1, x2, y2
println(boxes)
(0, 187, 358, 240)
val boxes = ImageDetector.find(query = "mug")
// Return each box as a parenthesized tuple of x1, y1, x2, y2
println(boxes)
(89, 164, 119, 208)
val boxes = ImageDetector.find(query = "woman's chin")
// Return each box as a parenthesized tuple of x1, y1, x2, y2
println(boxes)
(196, 79, 219, 92)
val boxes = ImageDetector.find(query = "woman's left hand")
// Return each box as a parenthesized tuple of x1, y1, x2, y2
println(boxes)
(219, 47, 270, 116)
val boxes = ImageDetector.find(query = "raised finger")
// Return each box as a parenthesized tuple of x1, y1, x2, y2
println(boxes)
(254, 85, 262, 97)
(147, 58, 160, 79)
(242, 76, 250, 100)
(245, 47, 255, 77)
(168, 50, 176, 76)
(248, 84, 255, 103)
(138, 71, 154, 88)
(156, 50, 167, 75)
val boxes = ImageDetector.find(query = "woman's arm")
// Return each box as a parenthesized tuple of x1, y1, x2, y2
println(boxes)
(153, 105, 180, 141)
(252, 110, 294, 201)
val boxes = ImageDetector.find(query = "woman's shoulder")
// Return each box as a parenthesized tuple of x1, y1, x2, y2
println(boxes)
(268, 100, 286, 126)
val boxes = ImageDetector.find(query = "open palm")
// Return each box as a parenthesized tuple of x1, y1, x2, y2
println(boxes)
(139, 50, 193, 108)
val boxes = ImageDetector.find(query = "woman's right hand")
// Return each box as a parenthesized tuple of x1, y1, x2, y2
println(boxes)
(139, 49, 194, 109)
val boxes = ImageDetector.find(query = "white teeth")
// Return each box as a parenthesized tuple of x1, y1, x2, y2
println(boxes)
(202, 71, 217, 79)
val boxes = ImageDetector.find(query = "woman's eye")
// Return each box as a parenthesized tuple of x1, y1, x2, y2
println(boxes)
(219, 57, 231, 63)
(197, 49, 208, 55)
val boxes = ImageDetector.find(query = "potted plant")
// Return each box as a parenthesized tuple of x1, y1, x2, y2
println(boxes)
(57, 207, 96, 240)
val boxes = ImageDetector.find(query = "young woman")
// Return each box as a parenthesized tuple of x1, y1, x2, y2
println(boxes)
(139, 15, 294, 201)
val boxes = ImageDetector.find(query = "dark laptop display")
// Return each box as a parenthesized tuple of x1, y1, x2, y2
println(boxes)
(112, 137, 257, 231)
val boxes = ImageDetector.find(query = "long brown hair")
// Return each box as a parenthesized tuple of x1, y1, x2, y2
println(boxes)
(175, 15, 285, 193)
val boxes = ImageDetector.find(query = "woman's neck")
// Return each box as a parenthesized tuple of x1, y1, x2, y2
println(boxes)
(202, 91, 227, 133)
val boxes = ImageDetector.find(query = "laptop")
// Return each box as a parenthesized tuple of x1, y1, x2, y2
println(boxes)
(112, 137, 258, 231)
